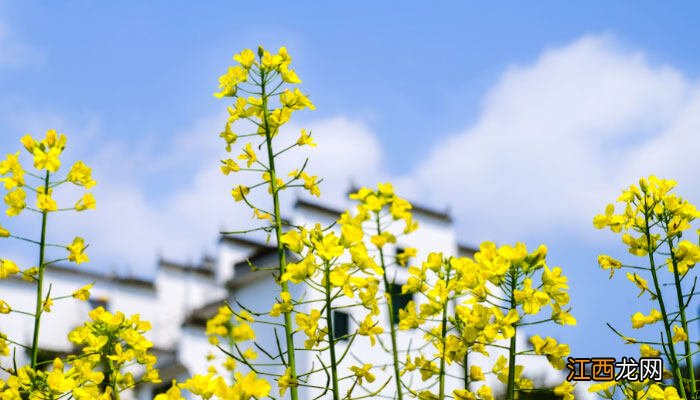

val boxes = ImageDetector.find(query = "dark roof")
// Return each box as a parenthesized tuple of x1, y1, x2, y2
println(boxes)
(226, 247, 280, 290)
(182, 297, 229, 328)
(339, 187, 453, 223)
(158, 258, 215, 278)
(457, 242, 478, 257)
(219, 234, 273, 248)
(46, 264, 155, 290)
(294, 198, 344, 219)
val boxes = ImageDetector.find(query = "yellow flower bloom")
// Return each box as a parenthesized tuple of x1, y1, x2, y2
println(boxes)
(631, 309, 662, 329)
(72, 284, 93, 301)
(220, 158, 240, 175)
(67, 237, 89, 264)
(349, 364, 375, 384)
(4, 188, 26, 216)
(672, 325, 687, 343)
(312, 233, 344, 260)
(67, 161, 96, 188)
(598, 254, 622, 278)
(277, 367, 298, 396)
(231, 185, 250, 202)
(33, 146, 62, 172)
(233, 48, 255, 69)
(470, 365, 485, 381)
(0, 259, 19, 279)
(626, 272, 649, 297)
(238, 142, 257, 168)
(553, 381, 575, 400)
(296, 129, 316, 147)
(357, 314, 383, 346)
(75, 193, 96, 211)
(153, 380, 183, 400)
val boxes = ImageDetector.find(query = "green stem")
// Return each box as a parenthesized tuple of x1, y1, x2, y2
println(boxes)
(30, 171, 50, 370)
(438, 261, 452, 400)
(323, 261, 340, 400)
(260, 66, 298, 400)
(505, 270, 517, 400)
(642, 197, 685, 398)
(463, 350, 469, 391)
(375, 214, 404, 400)
(666, 235, 696, 395)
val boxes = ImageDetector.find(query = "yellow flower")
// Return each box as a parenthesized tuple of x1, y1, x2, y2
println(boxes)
(598, 254, 623, 278)
(553, 381, 575, 400)
(470, 365, 485, 381)
(299, 172, 320, 197)
(214, 65, 247, 98)
(4, 188, 26, 216)
(453, 389, 476, 400)
(72, 284, 93, 301)
(43, 297, 54, 312)
(233, 48, 255, 69)
(0, 259, 19, 279)
(357, 314, 383, 346)
(513, 278, 550, 314)
(220, 158, 240, 175)
(476, 385, 494, 400)
(312, 233, 344, 260)
(231, 185, 250, 202)
(269, 291, 293, 317)
(640, 344, 660, 357)
(67, 161, 96, 188)
(281, 255, 317, 283)
(631, 309, 662, 329)
(0, 300, 10, 314)
(280, 229, 305, 253)
(626, 272, 649, 297)
(33, 146, 62, 172)
(67, 237, 89, 264)
(280, 64, 301, 83)
(238, 142, 257, 168)
(75, 193, 96, 211)
(295, 309, 322, 348)
(277, 367, 298, 396)
(349, 364, 375, 384)
(672, 325, 687, 343)
(296, 129, 316, 147)
(153, 380, 183, 400)
(0, 225, 10, 238)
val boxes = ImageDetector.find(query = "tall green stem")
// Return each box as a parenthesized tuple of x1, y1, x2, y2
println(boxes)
(642, 197, 685, 398)
(260, 67, 298, 400)
(375, 214, 404, 400)
(505, 270, 517, 400)
(666, 236, 696, 395)
(323, 262, 340, 400)
(438, 262, 452, 399)
(30, 171, 50, 369)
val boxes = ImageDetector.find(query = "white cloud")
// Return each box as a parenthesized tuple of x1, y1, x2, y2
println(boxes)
(6, 32, 700, 286)
(33, 114, 386, 276)
(0, 18, 42, 68)
(396, 34, 698, 244)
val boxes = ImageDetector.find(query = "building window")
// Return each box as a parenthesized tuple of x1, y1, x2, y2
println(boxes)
(151, 382, 172, 397)
(395, 247, 406, 266)
(88, 297, 109, 311)
(388, 283, 412, 325)
(333, 310, 349, 341)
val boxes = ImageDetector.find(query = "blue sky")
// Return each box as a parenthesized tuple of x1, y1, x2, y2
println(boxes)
(1, 0, 700, 379)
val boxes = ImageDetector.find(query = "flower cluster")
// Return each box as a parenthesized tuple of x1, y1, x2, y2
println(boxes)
(593, 176, 699, 398)
(398, 241, 575, 399)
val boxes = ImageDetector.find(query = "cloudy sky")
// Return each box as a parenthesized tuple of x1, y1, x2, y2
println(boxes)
(1, 1, 699, 370)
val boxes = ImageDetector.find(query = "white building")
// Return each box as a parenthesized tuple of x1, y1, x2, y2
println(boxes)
(0, 194, 589, 399)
